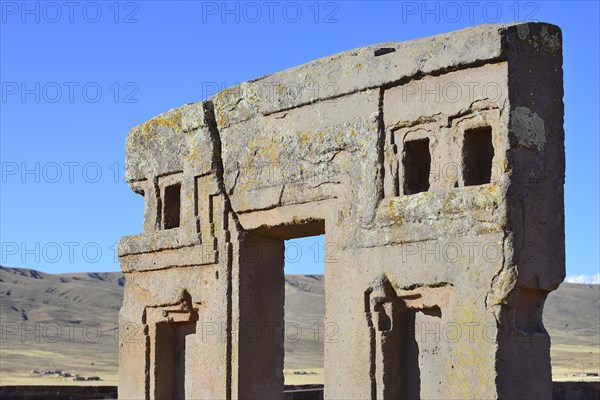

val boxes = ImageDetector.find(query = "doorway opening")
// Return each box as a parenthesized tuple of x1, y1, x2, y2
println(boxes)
(284, 234, 325, 386)
(237, 221, 325, 398)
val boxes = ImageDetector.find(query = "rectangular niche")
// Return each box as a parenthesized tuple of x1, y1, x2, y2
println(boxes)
(154, 321, 196, 400)
(463, 127, 494, 186)
(403, 138, 431, 195)
(163, 183, 181, 229)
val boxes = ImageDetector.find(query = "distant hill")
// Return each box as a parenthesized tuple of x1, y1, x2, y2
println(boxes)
(0, 267, 125, 385)
(0, 266, 598, 385)
(0, 266, 123, 326)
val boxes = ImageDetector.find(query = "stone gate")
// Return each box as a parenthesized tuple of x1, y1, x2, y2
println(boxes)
(118, 22, 565, 399)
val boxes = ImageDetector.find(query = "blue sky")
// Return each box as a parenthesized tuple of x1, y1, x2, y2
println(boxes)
(0, 1, 598, 282)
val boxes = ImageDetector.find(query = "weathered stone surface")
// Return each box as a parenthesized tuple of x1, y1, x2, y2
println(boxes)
(119, 22, 564, 399)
